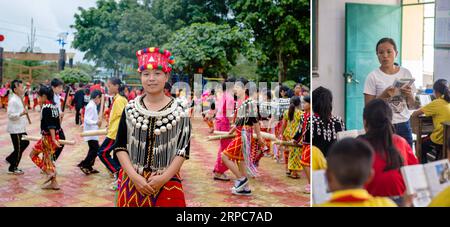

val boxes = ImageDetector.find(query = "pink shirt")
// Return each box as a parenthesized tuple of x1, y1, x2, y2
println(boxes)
(215, 92, 235, 120)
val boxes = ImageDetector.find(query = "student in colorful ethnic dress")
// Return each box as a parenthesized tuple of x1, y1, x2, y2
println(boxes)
(29, 86, 62, 190)
(221, 78, 263, 196)
(281, 96, 303, 178)
(113, 47, 191, 207)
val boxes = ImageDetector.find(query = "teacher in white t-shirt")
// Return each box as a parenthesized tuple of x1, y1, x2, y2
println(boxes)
(364, 37, 416, 148)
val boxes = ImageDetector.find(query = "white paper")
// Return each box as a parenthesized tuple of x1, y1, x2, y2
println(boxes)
(424, 159, 450, 197)
(401, 164, 432, 207)
(312, 170, 331, 205)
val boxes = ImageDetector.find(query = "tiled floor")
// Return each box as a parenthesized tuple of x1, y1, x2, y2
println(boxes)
(0, 109, 309, 207)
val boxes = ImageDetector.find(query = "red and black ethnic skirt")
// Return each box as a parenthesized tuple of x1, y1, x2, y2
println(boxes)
(223, 126, 255, 161)
(116, 169, 186, 207)
(30, 134, 60, 173)
(300, 144, 311, 167)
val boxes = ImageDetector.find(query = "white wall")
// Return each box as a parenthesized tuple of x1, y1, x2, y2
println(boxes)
(434, 49, 450, 81)
(313, 0, 400, 118)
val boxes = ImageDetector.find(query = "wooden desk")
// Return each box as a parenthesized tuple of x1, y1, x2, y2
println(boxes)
(442, 121, 450, 160)
(411, 115, 434, 163)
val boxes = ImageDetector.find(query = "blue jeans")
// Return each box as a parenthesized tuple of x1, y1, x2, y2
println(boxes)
(393, 121, 413, 149)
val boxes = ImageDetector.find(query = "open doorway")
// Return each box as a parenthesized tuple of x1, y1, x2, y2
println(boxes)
(402, 0, 435, 89)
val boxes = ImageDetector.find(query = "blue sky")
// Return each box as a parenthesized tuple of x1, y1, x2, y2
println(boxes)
(0, 0, 97, 63)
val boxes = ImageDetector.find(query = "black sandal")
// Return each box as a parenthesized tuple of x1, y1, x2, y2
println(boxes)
(43, 174, 56, 184)
(79, 166, 91, 175)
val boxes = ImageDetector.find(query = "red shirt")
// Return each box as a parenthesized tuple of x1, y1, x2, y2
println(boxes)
(127, 91, 136, 101)
(90, 84, 104, 93)
(364, 134, 418, 197)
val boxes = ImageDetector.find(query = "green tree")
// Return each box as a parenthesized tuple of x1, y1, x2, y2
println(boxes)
(72, 0, 131, 76)
(165, 22, 258, 78)
(230, 0, 310, 83)
(54, 68, 92, 84)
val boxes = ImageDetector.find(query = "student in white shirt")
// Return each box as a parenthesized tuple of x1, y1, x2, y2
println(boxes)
(364, 38, 416, 148)
(78, 90, 102, 175)
(6, 80, 30, 174)
(51, 78, 66, 161)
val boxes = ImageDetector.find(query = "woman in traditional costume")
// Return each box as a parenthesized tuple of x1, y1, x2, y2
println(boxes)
(112, 47, 191, 207)
(29, 85, 62, 190)
(281, 96, 303, 178)
(221, 78, 263, 196)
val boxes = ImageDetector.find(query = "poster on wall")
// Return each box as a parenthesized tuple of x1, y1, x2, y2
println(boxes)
(435, 0, 450, 48)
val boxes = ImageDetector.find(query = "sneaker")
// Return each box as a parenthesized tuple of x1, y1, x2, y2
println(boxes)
(232, 187, 252, 196)
(8, 169, 24, 175)
(232, 177, 249, 191)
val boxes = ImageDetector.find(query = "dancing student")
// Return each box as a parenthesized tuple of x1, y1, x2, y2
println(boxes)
(23, 82, 31, 110)
(281, 96, 303, 178)
(113, 47, 191, 207)
(252, 89, 272, 166)
(364, 37, 416, 148)
(202, 89, 216, 133)
(32, 86, 39, 111)
(412, 79, 450, 163)
(221, 78, 263, 196)
(1, 83, 10, 111)
(213, 78, 236, 181)
(97, 77, 128, 190)
(6, 80, 30, 174)
(312, 86, 345, 157)
(316, 138, 397, 207)
(50, 78, 66, 161)
(73, 83, 87, 125)
(78, 90, 102, 175)
(273, 85, 291, 162)
(294, 95, 311, 192)
(29, 86, 62, 190)
(359, 99, 418, 206)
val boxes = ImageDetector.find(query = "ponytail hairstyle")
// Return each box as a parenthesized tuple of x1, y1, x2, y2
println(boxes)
(108, 77, 126, 98)
(38, 85, 55, 104)
(363, 99, 403, 171)
(288, 96, 301, 121)
(433, 79, 450, 103)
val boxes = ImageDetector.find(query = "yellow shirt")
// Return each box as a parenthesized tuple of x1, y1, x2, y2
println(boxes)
(315, 189, 397, 207)
(107, 94, 128, 140)
(428, 186, 450, 207)
(421, 98, 450, 144)
(312, 146, 327, 170)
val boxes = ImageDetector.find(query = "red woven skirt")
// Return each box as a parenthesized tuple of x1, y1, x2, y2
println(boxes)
(116, 169, 186, 207)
